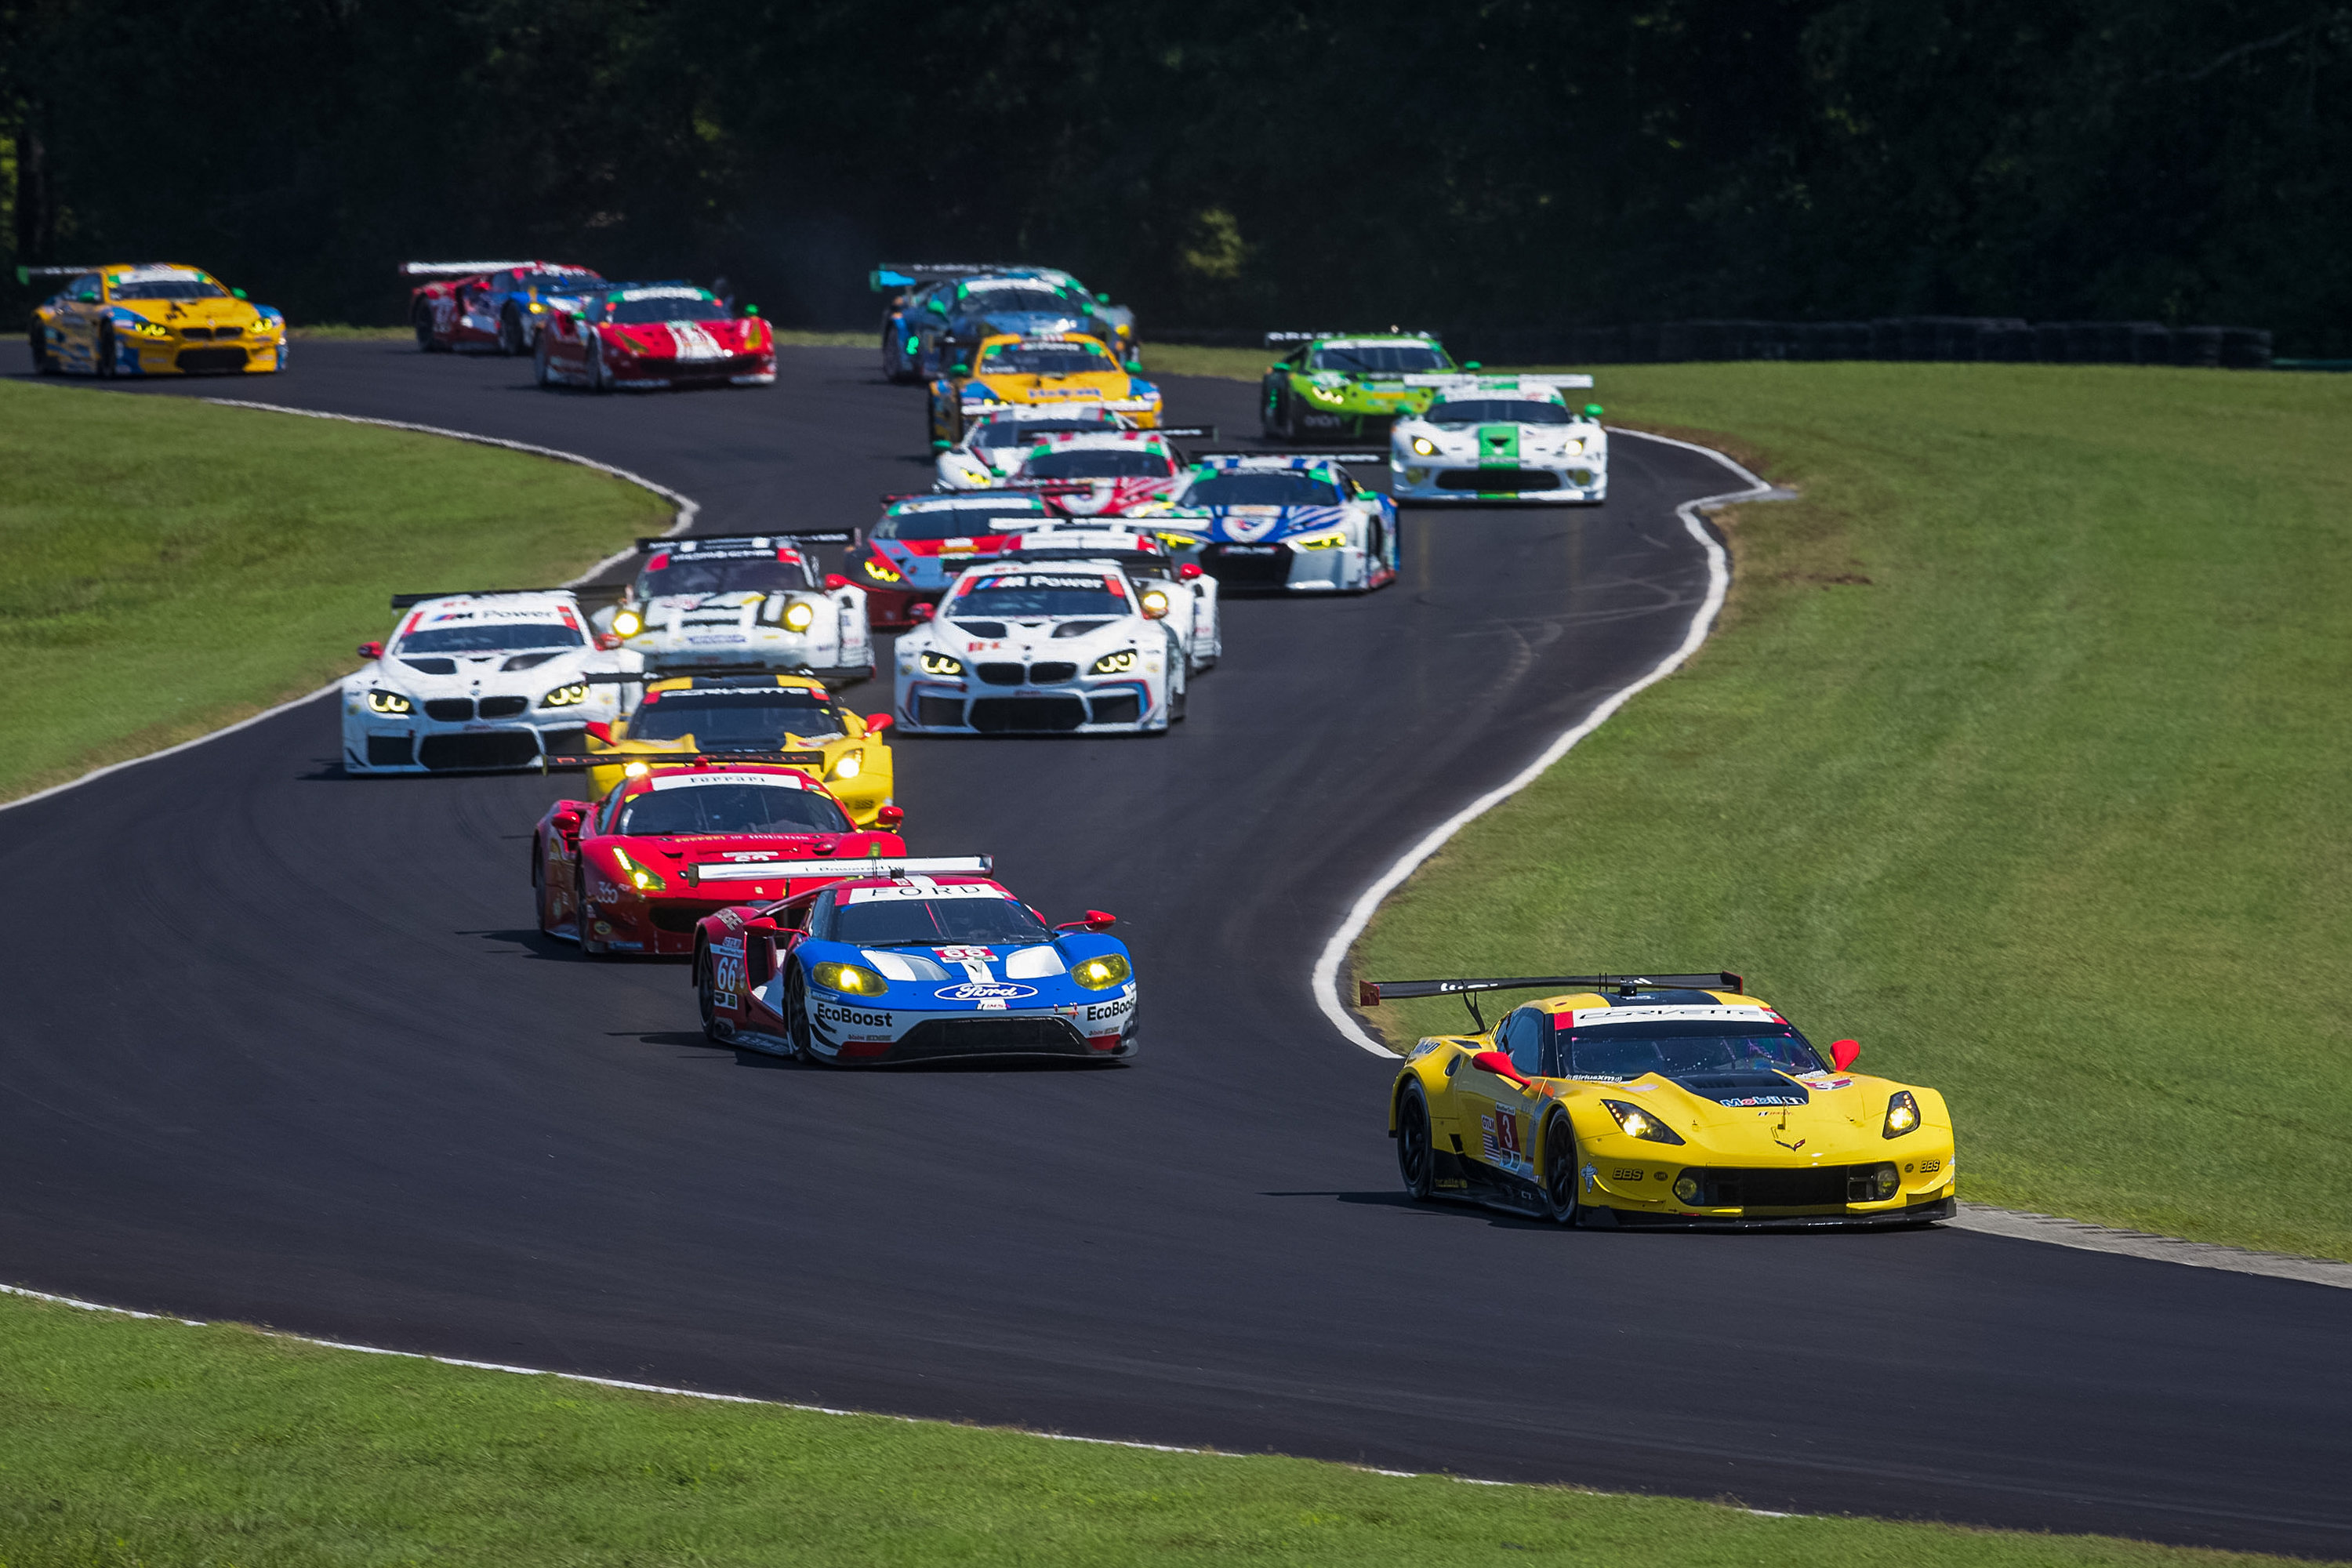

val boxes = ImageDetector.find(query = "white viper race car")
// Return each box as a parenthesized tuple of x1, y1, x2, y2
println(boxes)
(895, 545, 1195, 735)
(593, 532, 874, 684)
(343, 590, 643, 772)
(1388, 374, 1607, 503)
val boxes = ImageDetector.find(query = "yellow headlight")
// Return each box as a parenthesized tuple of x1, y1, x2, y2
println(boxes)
(1091, 648, 1138, 674)
(864, 557, 904, 584)
(611, 848, 666, 891)
(1138, 589, 1171, 618)
(1883, 1091, 1922, 1138)
(1072, 953, 1130, 989)
(919, 651, 964, 676)
(1291, 530, 1348, 550)
(365, 689, 412, 715)
(829, 750, 862, 781)
(541, 681, 590, 708)
(611, 609, 644, 637)
(1410, 436, 1438, 456)
(813, 961, 887, 996)
(781, 600, 816, 632)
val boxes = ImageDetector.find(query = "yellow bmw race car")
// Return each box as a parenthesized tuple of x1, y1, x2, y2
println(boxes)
(568, 673, 900, 829)
(1365, 971, 1957, 1229)
(927, 332, 1162, 449)
(24, 263, 285, 377)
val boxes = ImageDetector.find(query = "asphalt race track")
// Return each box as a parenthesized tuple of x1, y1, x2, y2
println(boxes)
(4, 343, 2347, 1559)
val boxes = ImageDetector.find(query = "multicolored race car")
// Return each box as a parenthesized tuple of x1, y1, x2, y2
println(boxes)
(402, 260, 606, 354)
(691, 863, 1138, 1065)
(1259, 332, 1455, 439)
(568, 673, 898, 827)
(855, 492, 1057, 627)
(1389, 374, 1607, 503)
(24, 263, 285, 377)
(532, 760, 905, 956)
(535, 282, 775, 391)
(875, 263, 1137, 383)
(927, 333, 1160, 448)
(935, 405, 1144, 489)
(996, 429, 1192, 518)
(1143, 453, 1399, 593)
(595, 532, 870, 683)
(1363, 971, 1958, 1229)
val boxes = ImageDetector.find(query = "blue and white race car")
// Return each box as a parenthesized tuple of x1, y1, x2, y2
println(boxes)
(1144, 453, 1399, 593)
(692, 862, 1138, 1064)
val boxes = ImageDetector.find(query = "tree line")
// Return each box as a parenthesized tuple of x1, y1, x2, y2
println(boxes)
(5, 0, 2347, 352)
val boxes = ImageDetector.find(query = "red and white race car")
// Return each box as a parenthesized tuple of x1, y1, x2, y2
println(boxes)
(532, 760, 904, 956)
(402, 260, 607, 354)
(534, 282, 775, 392)
(1003, 429, 1189, 517)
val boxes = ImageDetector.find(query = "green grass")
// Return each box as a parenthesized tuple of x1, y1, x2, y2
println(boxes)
(0, 381, 671, 801)
(1355, 362, 2352, 1261)
(1142, 342, 1276, 380)
(289, 323, 414, 339)
(0, 1290, 2320, 1568)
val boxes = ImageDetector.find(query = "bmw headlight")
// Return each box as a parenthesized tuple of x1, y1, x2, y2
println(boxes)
(365, 689, 412, 715)
(1072, 953, 1130, 990)
(1883, 1091, 1922, 1138)
(611, 608, 644, 637)
(541, 681, 590, 708)
(780, 600, 816, 632)
(249, 318, 281, 336)
(1602, 1099, 1686, 1145)
(1091, 648, 1138, 675)
(918, 651, 964, 676)
(1290, 529, 1348, 550)
(813, 960, 887, 996)
(1409, 436, 1438, 456)
(124, 317, 171, 339)
(829, 750, 862, 781)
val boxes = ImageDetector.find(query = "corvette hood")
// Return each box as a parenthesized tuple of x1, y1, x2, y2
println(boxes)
(1610, 1070, 1894, 1160)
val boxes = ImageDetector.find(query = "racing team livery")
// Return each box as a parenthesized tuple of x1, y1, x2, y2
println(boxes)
(935, 405, 1145, 489)
(856, 492, 1053, 627)
(596, 532, 872, 683)
(1389, 374, 1609, 503)
(1259, 332, 1454, 438)
(403, 260, 606, 354)
(875, 262, 1137, 383)
(25, 263, 285, 377)
(1148, 453, 1399, 593)
(997, 429, 1195, 517)
(928, 333, 1161, 448)
(1367, 971, 1958, 1228)
(536, 283, 775, 391)
(693, 866, 1138, 1064)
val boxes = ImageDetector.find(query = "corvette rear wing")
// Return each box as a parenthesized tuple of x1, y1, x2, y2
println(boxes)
(1360, 971, 1746, 1029)
(684, 855, 993, 887)
(633, 529, 861, 552)
(1196, 451, 1388, 466)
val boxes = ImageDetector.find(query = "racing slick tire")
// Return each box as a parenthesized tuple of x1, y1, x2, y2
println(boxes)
(1260, 381, 1292, 441)
(785, 966, 816, 1062)
(93, 323, 116, 378)
(28, 321, 56, 374)
(412, 301, 445, 352)
(499, 303, 529, 357)
(1396, 1082, 1436, 1201)
(1168, 634, 1189, 722)
(1541, 1107, 1583, 1225)
(533, 338, 557, 388)
(586, 338, 612, 394)
(695, 943, 728, 1044)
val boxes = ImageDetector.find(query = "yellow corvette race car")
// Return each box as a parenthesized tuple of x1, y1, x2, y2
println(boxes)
(24, 263, 285, 377)
(1365, 970, 1956, 1229)
(567, 673, 900, 828)
(927, 332, 1162, 449)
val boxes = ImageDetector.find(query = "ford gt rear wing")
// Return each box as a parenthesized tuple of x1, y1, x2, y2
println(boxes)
(1360, 971, 1746, 1029)
(684, 855, 993, 887)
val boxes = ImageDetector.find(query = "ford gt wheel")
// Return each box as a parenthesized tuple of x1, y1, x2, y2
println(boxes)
(1541, 1109, 1582, 1225)
(785, 965, 814, 1061)
(499, 304, 529, 356)
(412, 301, 443, 352)
(1397, 1083, 1435, 1200)
(533, 338, 557, 388)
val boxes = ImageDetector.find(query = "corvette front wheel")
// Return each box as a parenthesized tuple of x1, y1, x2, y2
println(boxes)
(1541, 1109, 1582, 1225)
(1397, 1082, 1436, 1201)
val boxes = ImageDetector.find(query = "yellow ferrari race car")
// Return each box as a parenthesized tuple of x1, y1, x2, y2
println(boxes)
(927, 332, 1162, 449)
(25, 263, 286, 377)
(570, 673, 899, 828)
(1364, 970, 1957, 1229)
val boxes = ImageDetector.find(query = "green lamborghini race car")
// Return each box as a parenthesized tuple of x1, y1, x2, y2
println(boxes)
(1259, 331, 1457, 440)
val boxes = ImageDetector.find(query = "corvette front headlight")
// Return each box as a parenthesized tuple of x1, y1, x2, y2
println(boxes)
(919, 651, 964, 676)
(1091, 648, 1138, 675)
(611, 609, 644, 637)
(813, 961, 887, 996)
(365, 689, 412, 715)
(1072, 953, 1130, 989)
(541, 681, 590, 708)
(1290, 529, 1348, 550)
(1409, 436, 1438, 456)
(780, 600, 816, 632)
(1883, 1091, 1922, 1138)
(829, 750, 862, 781)
(1603, 1099, 1686, 1145)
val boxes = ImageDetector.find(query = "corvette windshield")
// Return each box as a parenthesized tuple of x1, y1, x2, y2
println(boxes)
(878, 504, 1038, 541)
(397, 622, 584, 654)
(830, 892, 1053, 946)
(1565, 1022, 1829, 1080)
(625, 689, 845, 746)
(950, 571, 1127, 619)
(979, 343, 1117, 376)
(1308, 343, 1449, 373)
(1180, 471, 1343, 506)
(603, 294, 721, 324)
(639, 552, 813, 596)
(973, 417, 1117, 448)
(1425, 398, 1573, 426)
(1020, 448, 1174, 480)
(616, 782, 848, 836)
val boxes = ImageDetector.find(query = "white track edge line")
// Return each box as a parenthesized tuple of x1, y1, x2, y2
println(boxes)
(1944, 1204, 2352, 1289)
(0, 397, 697, 816)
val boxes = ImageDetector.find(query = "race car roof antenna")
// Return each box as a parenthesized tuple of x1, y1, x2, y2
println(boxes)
(1358, 972, 1746, 1032)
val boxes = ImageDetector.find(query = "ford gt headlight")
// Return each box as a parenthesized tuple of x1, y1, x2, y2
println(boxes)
(1883, 1091, 1922, 1138)
(611, 608, 644, 637)
(813, 960, 887, 996)
(780, 599, 816, 632)
(365, 689, 412, 715)
(1091, 648, 1138, 674)
(1409, 436, 1439, 456)
(1603, 1099, 1686, 1145)
(863, 557, 904, 584)
(829, 750, 862, 781)
(1137, 588, 1171, 618)
(1290, 529, 1348, 550)
(540, 681, 590, 707)
(919, 651, 964, 676)
(1072, 953, 1130, 990)
(609, 848, 666, 892)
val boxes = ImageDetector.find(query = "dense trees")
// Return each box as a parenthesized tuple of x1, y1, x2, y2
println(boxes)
(5, 1, 2347, 349)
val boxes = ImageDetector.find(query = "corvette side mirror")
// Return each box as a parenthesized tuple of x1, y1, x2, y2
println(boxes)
(1471, 1049, 1530, 1087)
(1056, 909, 1116, 932)
(357, 641, 383, 659)
(862, 712, 894, 734)
(823, 573, 851, 590)
(873, 804, 906, 830)
(1830, 1039, 1860, 1072)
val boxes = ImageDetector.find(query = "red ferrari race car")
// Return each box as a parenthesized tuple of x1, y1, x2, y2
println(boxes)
(532, 759, 905, 956)
(402, 260, 606, 354)
(534, 281, 775, 391)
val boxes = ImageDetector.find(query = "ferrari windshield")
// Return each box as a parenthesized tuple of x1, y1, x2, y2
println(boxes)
(602, 292, 721, 324)
(949, 570, 1127, 619)
(1020, 448, 1174, 480)
(829, 891, 1053, 946)
(638, 551, 814, 596)
(110, 274, 227, 301)
(878, 503, 1038, 541)
(1565, 1022, 1830, 1080)
(397, 622, 584, 654)
(1308, 342, 1450, 373)
(1425, 398, 1573, 426)
(625, 689, 845, 745)
(615, 782, 848, 836)
(979, 342, 1117, 376)
(973, 416, 1119, 448)
(1180, 471, 1344, 506)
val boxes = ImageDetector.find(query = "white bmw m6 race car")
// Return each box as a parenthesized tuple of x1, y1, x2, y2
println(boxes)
(343, 590, 643, 773)
(593, 532, 874, 685)
(1014, 523, 1221, 672)
(1388, 374, 1607, 504)
(894, 546, 1194, 735)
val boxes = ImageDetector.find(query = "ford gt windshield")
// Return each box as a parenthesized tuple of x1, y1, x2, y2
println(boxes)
(949, 571, 1127, 619)
(829, 892, 1053, 946)
(1180, 472, 1344, 506)
(1020, 448, 1174, 480)
(1308, 343, 1449, 373)
(616, 782, 848, 836)
(1425, 399, 1573, 426)
(1565, 1022, 1829, 1080)
(980, 343, 1117, 376)
(639, 553, 813, 596)
(397, 623, 584, 654)
(626, 689, 845, 746)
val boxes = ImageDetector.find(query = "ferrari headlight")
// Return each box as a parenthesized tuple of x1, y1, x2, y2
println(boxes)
(1072, 953, 1130, 990)
(813, 961, 887, 996)
(365, 689, 412, 715)
(1603, 1099, 1686, 1145)
(611, 608, 644, 637)
(918, 651, 964, 676)
(863, 557, 903, 584)
(1091, 648, 1138, 675)
(540, 681, 590, 708)
(829, 750, 862, 781)
(1138, 588, 1171, 618)
(1290, 529, 1348, 550)
(609, 848, 666, 892)
(1409, 436, 1439, 456)
(1883, 1091, 1922, 1138)
(780, 600, 816, 632)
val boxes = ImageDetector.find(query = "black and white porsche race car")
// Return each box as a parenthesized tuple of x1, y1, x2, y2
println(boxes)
(593, 532, 874, 684)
